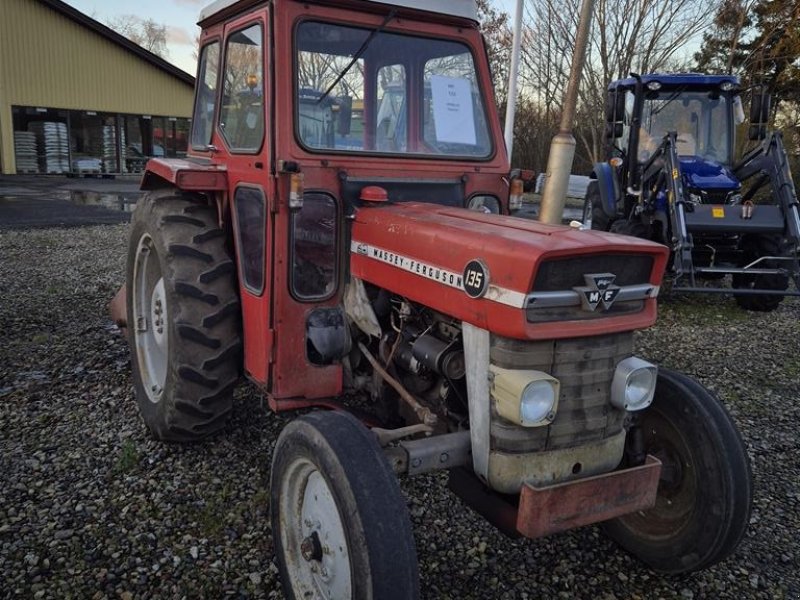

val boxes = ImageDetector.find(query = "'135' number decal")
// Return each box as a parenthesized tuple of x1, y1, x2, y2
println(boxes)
(462, 259, 489, 298)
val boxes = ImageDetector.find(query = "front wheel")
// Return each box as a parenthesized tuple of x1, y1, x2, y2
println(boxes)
(583, 181, 612, 231)
(271, 411, 420, 600)
(602, 368, 752, 574)
(732, 233, 789, 312)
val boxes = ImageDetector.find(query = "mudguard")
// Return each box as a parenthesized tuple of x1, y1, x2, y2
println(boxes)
(591, 162, 621, 218)
(140, 157, 228, 192)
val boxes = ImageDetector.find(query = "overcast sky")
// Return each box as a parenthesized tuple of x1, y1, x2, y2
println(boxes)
(62, 0, 517, 76)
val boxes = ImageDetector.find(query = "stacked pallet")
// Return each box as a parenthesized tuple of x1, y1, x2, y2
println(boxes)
(13, 131, 39, 173)
(71, 157, 103, 172)
(101, 123, 119, 173)
(28, 121, 69, 174)
(75, 121, 106, 173)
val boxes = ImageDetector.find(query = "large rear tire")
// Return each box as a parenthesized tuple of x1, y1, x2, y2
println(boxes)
(126, 189, 241, 441)
(602, 368, 752, 574)
(732, 233, 789, 312)
(271, 411, 420, 600)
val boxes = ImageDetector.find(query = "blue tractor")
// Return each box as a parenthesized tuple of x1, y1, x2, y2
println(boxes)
(585, 73, 800, 311)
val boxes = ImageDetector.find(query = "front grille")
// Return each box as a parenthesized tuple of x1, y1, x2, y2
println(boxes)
(698, 189, 734, 204)
(527, 254, 653, 323)
(533, 254, 653, 291)
(490, 332, 632, 452)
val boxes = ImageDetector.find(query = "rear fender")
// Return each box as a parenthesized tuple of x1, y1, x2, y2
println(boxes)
(140, 157, 230, 227)
(591, 162, 621, 218)
(140, 157, 228, 193)
(109, 159, 233, 333)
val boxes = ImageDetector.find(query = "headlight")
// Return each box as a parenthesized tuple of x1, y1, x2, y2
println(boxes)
(521, 380, 557, 424)
(611, 357, 657, 411)
(467, 195, 500, 214)
(490, 366, 560, 427)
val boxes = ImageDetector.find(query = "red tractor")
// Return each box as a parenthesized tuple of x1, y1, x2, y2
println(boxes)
(115, 0, 752, 596)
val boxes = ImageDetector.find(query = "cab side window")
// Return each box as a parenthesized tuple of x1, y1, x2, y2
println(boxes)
(191, 41, 220, 149)
(219, 24, 264, 153)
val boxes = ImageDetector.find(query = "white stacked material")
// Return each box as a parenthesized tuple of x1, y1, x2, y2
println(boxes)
(14, 131, 39, 173)
(118, 127, 129, 172)
(101, 124, 118, 173)
(28, 121, 69, 173)
(78, 121, 106, 173)
(72, 157, 103, 172)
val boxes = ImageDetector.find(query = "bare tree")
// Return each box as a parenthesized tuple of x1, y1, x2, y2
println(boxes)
(516, 0, 717, 170)
(107, 15, 169, 58)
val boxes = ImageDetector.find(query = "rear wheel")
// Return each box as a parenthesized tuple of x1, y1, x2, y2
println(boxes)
(732, 233, 789, 312)
(126, 189, 241, 441)
(602, 368, 752, 574)
(271, 411, 419, 600)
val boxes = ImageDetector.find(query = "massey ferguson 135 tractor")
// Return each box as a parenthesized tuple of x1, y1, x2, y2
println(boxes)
(585, 73, 800, 311)
(116, 1, 752, 596)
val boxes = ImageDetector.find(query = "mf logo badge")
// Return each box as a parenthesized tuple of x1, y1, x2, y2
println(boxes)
(574, 273, 620, 311)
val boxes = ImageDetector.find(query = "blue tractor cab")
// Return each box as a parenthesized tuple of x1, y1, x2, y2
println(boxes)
(586, 73, 800, 311)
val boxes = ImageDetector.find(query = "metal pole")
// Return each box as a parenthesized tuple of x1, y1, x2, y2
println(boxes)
(538, 0, 595, 224)
(503, 0, 524, 164)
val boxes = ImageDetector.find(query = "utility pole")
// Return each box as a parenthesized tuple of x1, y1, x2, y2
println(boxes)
(538, 0, 594, 224)
(503, 0, 524, 163)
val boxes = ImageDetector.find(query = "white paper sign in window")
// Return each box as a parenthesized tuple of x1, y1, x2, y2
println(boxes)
(430, 75, 476, 146)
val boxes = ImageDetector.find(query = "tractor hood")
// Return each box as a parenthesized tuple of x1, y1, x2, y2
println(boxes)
(680, 157, 741, 192)
(350, 203, 669, 340)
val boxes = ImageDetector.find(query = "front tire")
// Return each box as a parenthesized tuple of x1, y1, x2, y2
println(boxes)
(602, 368, 752, 574)
(732, 233, 789, 312)
(126, 189, 241, 442)
(583, 181, 612, 231)
(271, 411, 420, 600)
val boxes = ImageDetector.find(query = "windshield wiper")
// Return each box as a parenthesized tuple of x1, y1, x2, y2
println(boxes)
(317, 8, 397, 105)
(650, 86, 686, 117)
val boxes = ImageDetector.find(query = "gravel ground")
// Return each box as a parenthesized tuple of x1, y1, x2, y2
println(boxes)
(1, 224, 798, 599)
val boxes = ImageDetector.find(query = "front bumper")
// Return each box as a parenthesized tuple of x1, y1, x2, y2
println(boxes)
(516, 455, 661, 538)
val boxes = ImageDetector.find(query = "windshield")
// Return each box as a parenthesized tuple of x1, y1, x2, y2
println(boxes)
(638, 91, 732, 164)
(295, 21, 492, 158)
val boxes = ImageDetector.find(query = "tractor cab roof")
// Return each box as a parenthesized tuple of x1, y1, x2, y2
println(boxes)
(199, 0, 478, 26)
(609, 73, 740, 91)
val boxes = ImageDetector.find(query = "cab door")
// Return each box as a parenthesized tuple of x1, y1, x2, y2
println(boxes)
(216, 10, 273, 384)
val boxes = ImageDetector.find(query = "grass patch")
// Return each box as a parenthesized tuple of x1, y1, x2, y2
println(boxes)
(113, 440, 140, 474)
(31, 332, 49, 344)
(196, 485, 270, 539)
(197, 484, 234, 537)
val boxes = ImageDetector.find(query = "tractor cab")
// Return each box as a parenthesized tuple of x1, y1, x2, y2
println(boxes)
(610, 74, 743, 200)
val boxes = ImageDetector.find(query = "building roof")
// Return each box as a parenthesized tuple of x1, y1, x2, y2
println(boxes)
(36, 0, 195, 87)
(199, 0, 478, 25)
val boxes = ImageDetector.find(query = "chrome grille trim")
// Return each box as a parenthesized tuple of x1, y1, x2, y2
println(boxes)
(526, 284, 659, 310)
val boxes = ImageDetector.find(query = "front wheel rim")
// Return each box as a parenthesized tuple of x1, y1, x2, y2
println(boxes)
(616, 409, 697, 540)
(280, 458, 352, 599)
(132, 233, 168, 403)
